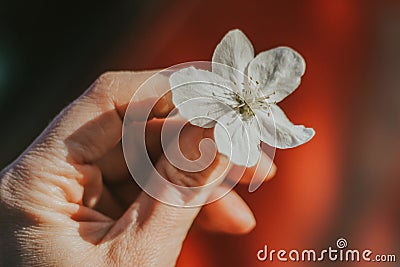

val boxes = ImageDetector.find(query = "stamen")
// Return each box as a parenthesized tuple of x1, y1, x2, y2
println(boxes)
(211, 91, 237, 104)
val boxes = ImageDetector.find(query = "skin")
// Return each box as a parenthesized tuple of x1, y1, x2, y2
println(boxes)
(0, 71, 276, 266)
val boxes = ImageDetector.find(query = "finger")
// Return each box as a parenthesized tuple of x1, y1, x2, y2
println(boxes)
(195, 185, 256, 234)
(103, 125, 230, 266)
(94, 118, 173, 184)
(30, 71, 172, 167)
(96, 118, 276, 213)
(99, 118, 276, 185)
(17, 71, 173, 208)
(126, 91, 173, 122)
(91, 119, 170, 213)
(65, 71, 173, 164)
(228, 151, 277, 185)
(95, 141, 130, 184)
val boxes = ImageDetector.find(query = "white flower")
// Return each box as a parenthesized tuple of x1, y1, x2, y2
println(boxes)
(169, 29, 315, 167)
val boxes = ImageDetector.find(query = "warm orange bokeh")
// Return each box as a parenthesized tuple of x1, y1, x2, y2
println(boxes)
(113, 0, 399, 266)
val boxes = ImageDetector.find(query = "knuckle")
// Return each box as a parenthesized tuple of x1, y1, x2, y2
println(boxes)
(89, 71, 122, 97)
(97, 71, 120, 86)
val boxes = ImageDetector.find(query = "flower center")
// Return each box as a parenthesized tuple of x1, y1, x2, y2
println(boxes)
(234, 94, 254, 119)
(232, 78, 276, 120)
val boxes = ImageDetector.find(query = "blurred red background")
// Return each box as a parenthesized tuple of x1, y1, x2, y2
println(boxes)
(109, 0, 399, 266)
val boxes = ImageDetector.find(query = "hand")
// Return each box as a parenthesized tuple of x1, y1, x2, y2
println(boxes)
(0, 71, 276, 266)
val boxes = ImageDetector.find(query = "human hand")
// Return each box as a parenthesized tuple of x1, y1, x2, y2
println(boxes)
(0, 71, 276, 266)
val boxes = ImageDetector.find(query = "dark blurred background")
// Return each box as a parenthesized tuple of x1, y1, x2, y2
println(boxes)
(1, 0, 399, 266)
(0, 0, 168, 167)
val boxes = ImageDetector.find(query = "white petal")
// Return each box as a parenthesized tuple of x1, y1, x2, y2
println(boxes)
(212, 29, 254, 85)
(254, 104, 315, 148)
(248, 47, 306, 103)
(170, 67, 236, 127)
(214, 112, 261, 167)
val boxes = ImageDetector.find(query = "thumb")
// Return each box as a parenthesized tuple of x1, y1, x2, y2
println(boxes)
(103, 125, 230, 267)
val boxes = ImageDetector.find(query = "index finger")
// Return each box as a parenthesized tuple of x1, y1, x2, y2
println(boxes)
(38, 70, 173, 165)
